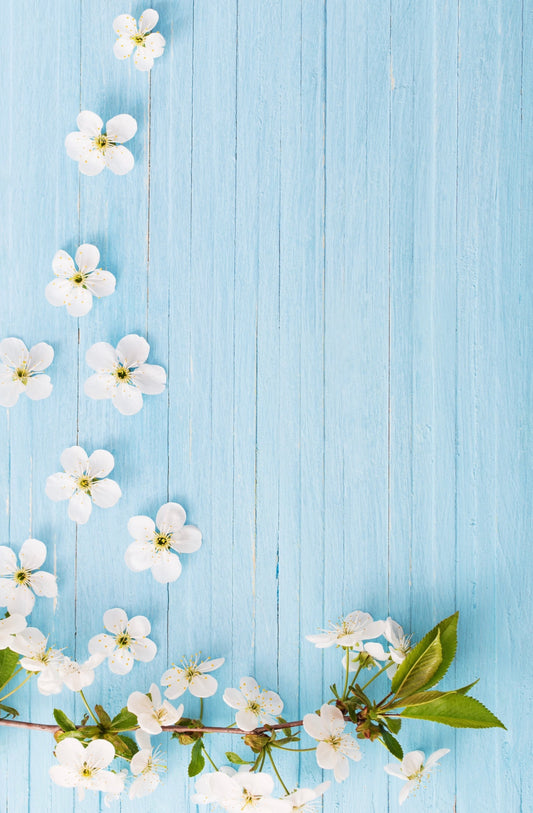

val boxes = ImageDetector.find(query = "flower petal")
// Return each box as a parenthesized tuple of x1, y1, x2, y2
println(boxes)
(88, 633, 116, 657)
(27, 343, 53, 373)
(0, 578, 17, 608)
(235, 709, 259, 732)
(85, 738, 116, 770)
(0, 378, 22, 407)
(45, 472, 76, 502)
(150, 550, 182, 583)
(223, 688, 246, 710)
(25, 374, 53, 401)
(0, 338, 29, 368)
(86, 342, 118, 372)
(131, 363, 166, 394)
(133, 47, 155, 71)
(65, 131, 92, 160)
(79, 148, 106, 176)
(260, 690, 283, 716)
(106, 114, 137, 144)
(104, 608, 128, 634)
(87, 449, 114, 478)
(125, 540, 154, 572)
(199, 657, 225, 673)
(55, 736, 86, 767)
(316, 741, 338, 771)
(19, 538, 47, 570)
(109, 648, 134, 674)
(29, 570, 57, 598)
(127, 691, 154, 717)
(113, 36, 135, 60)
(239, 677, 260, 701)
(112, 382, 143, 415)
(402, 751, 425, 777)
(65, 287, 93, 317)
(75, 243, 99, 272)
(91, 479, 122, 508)
(8, 584, 35, 616)
(130, 638, 157, 663)
(145, 32, 165, 57)
(68, 491, 92, 524)
(0, 547, 16, 575)
(46, 278, 73, 307)
(156, 502, 186, 534)
(128, 515, 156, 541)
(138, 9, 159, 33)
(113, 13, 137, 36)
(84, 373, 116, 400)
(85, 269, 116, 298)
(52, 250, 76, 278)
(127, 615, 151, 638)
(60, 445, 88, 476)
(189, 673, 218, 698)
(104, 145, 134, 175)
(116, 334, 150, 367)
(171, 525, 202, 554)
(303, 712, 328, 742)
(161, 668, 188, 699)
(77, 110, 103, 136)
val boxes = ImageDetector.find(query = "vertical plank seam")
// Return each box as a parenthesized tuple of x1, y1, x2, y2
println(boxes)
(455, 0, 461, 805)
(232, 0, 239, 687)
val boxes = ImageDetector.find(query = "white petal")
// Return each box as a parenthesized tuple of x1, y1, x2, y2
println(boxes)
(402, 751, 425, 777)
(29, 571, 57, 598)
(198, 657, 225, 673)
(235, 709, 259, 731)
(91, 479, 122, 508)
(127, 615, 151, 638)
(131, 363, 166, 394)
(19, 538, 47, 570)
(113, 14, 137, 36)
(0, 338, 29, 368)
(88, 633, 116, 657)
(27, 343, 53, 372)
(85, 738, 115, 770)
(75, 243, 100, 272)
(113, 36, 135, 60)
(150, 550, 182, 583)
(46, 278, 73, 307)
(49, 765, 78, 788)
(223, 687, 246, 710)
(85, 269, 116, 298)
(45, 473, 76, 502)
(189, 673, 218, 698)
(303, 712, 328, 742)
(84, 373, 116, 400)
(239, 676, 260, 701)
(156, 502, 185, 534)
(128, 515, 156, 541)
(171, 525, 202, 554)
(425, 748, 450, 769)
(145, 32, 165, 57)
(109, 648, 134, 674)
(52, 250, 76, 278)
(68, 491, 92, 524)
(127, 691, 154, 717)
(104, 145, 134, 175)
(133, 47, 155, 71)
(103, 608, 128, 634)
(106, 114, 137, 144)
(79, 149, 106, 176)
(333, 754, 350, 782)
(138, 9, 159, 33)
(306, 632, 335, 648)
(0, 379, 23, 407)
(25, 374, 53, 401)
(316, 742, 338, 771)
(384, 762, 406, 779)
(0, 546, 17, 575)
(87, 449, 114, 478)
(116, 335, 150, 367)
(125, 541, 154, 572)
(77, 110, 103, 136)
(399, 781, 417, 805)
(112, 383, 143, 415)
(8, 584, 35, 616)
(161, 669, 188, 699)
(129, 772, 160, 799)
(55, 736, 86, 767)
(0, 579, 18, 608)
(162, 700, 182, 725)
(130, 638, 157, 663)
(65, 287, 93, 317)
(65, 131, 92, 160)
(60, 445, 88, 476)
(260, 690, 283, 716)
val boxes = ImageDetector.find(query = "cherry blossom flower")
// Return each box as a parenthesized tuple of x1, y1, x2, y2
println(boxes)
(0, 338, 53, 407)
(223, 677, 283, 731)
(284, 782, 330, 812)
(10, 627, 65, 694)
(385, 749, 450, 805)
(161, 654, 224, 699)
(193, 770, 291, 812)
(65, 111, 137, 176)
(56, 653, 105, 693)
(84, 334, 166, 415)
(46, 245, 115, 317)
(383, 617, 412, 677)
(113, 9, 165, 71)
(88, 608, 157, 675)
(306, 611, 384, 649)
(343, 641, 390, 672)
(0, 614, 26, 649)
(303, 704, 361, 782)
(49, 738, 124, 800)
(125, 502, 202, 583)
(127, 683, 183, 735)
(45, 445, 122, 525)
(0, 539, 57, 616)
(128, 731, 165, 799)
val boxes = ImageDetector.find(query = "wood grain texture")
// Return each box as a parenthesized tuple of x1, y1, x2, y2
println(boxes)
(0, 1, 530, 811)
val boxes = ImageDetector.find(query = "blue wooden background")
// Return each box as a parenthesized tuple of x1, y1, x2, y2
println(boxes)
(0, 1, 530, 810)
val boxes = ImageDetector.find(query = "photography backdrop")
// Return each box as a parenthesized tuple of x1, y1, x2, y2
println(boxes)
(0, 1, 530, 811)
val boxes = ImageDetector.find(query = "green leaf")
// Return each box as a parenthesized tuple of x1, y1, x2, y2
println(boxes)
(111, 707, 138, 732)
(384, 717, 401, 734)
(392, 613, 459, 699)
(95, 705, 112, 727)
(380, 726, 403, 760)
(390, 681, 482, 710)
(0, 702, 18, 719)
(391, 630, 443, 699)
(188, 739, 205, 777)
(117, 735, 139, 758)
(54, 729, 89, 743)
(0, 648, 19, 691)
(225, 752, 252, 765)
(53, 709, 77, 732)
(401, 693, 506, 729)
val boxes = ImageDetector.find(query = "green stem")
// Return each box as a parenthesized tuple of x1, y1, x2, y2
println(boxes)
(201, 742, 218, 771)
(272, 744, 316, 752)
(342, 647, 352, 699)
(267, 748, 290, 795)
(0, 673, 32, 702)
(199, 698, 204, 721)
(360, 662, 391, 691)
(79, 690, 98, 724)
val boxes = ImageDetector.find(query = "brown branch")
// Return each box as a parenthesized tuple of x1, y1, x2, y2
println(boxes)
(0, 718, 305, 735)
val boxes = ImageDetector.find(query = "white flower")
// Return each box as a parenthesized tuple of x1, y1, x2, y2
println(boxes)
(65, 111, 137, 176)
(9, 627, 65, 694)
(193, 771, 291, 812)
(284, 782, 330, 812)
(306, 611, 385, 649)
(223, 677, 283, 731)
(384, 748, 450, 805)
(128, 731, 165, 799)
(113, 9, 165, 71)
(127, 682, 183, 735)
(0, 613, 26, 648)
(0, 338, 53, 407)
(125, 502, 202, 583)
(84, 334, 166, 415)
(104, 769, 127, 806)
(46, 245, 115, 317)
(0, 539, 57, 616)
(88, 608, 157, 675)
(383, 617, 412, 677)
(342, 641, 390, 672)
(49, 738, 124, 800)
(57, 653, 104, 692)
(45, 445, 122, 525)
(303, 704, 361, 782)
(161, 654, 224, 699)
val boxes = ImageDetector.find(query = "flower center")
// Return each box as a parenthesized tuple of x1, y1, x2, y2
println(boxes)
(80, 763, 93, 778)
(326, 735, 341, 751)
(242, 790, 261, 807)
(14, 568, 30, 585)
(94, 134, 109, 151)
(246, 701, 261, 715)
(70, 272, 85, 286)
(154, 533, 171, 550)
(13, 366, 29, 385)
(113, 365, 131, 383)
(132, 33, 146, 45)
(116, 633, 131, 649)
(77, 476, 92, 492)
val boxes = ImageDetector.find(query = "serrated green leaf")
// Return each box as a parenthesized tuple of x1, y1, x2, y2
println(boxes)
(392, 613, 458, 698)
(111, 707, 138, 731)
(117, 734, 139, 758)
(401, 693, 505, 729)
(390, 680, 481, 710)
(0, 649, 19, 691)
(392, 630, 443, 699)
(188, 739, 205, 777)
(53, 709, 77, 732)
(225, 752, 252, 765)
(80, 726, 101, 739)
(380, 726, 403, 760)
(95, 705, 112, 727)
(384, 717, 401, 734)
